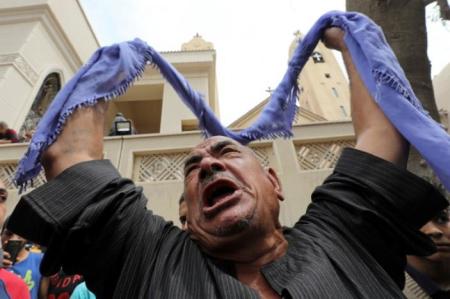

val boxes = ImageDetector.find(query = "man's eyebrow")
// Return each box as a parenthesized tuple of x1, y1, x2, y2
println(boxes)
(184, 155, 202, 170)
(210, 140, 236, 154)
(184, 141, 238, 171)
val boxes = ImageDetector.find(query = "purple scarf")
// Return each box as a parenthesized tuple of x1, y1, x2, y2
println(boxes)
(15, 11, 450, 192)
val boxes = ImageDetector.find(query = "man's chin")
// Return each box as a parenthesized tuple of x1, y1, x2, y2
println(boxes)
(203, 202, 256, 237)
(213, 218, 250, 237)
(426, 252, 450, 263)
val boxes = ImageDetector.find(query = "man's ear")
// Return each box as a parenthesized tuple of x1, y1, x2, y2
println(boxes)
(266, 167, 284, 201)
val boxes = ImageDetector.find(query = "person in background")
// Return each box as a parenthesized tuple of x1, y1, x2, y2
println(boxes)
(108, 112, 126, 136)
(70, 282, 96, 299)
(0, 121, 19, 144)
(0, 180, 7, 228)
(404, 207, 450, 299)
(2, 219, 46, 299)
(22, 129, 36, 143)
(46, 269, 84, 299)
(0, 268, 31, 299)
(108, 112, 137, 136)
(0, 179, 30, 299)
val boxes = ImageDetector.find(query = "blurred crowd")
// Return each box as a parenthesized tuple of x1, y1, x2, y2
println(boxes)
(0, 179, 96, 299)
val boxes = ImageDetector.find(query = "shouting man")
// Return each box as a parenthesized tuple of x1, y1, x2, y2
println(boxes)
(7, 28, 448, 299)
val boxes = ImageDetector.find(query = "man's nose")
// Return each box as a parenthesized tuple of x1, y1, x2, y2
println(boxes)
(427, 227, 444, 240)
(199, 157, 225, 181)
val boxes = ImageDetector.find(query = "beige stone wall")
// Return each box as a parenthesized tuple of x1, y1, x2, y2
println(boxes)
(160, 73, 210, 134)
(102, 50, 217, 135)
(434, 63, 450, 113)
(287, 33, 350, 122)
(433, 63, 450, 132)
(0, 20, 38, 128)
(0, 0, 98, 131)
(48, 0, 100, 62)
(296, 41, 350, 121)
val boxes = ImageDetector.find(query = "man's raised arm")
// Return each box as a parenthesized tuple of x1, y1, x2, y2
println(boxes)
(323, 28, 409, 167)
(7, 101, 177, 298)
(40, 101, 109, 181)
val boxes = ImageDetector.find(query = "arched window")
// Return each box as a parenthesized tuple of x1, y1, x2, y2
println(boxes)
(311, 51, 325, 63)
(20, 73, 61, 138)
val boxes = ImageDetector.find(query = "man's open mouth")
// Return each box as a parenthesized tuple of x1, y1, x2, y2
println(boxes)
(202, 179, 241, 217)
(435, 243, 450, 252)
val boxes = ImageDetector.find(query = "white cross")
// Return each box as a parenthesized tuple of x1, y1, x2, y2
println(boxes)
(311, 52, 323, 62)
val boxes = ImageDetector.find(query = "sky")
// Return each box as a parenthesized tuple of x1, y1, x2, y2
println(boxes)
(79, 0, 450, 125)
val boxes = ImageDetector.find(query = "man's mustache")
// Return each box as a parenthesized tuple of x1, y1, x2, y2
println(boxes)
(200, 170, 240, 189)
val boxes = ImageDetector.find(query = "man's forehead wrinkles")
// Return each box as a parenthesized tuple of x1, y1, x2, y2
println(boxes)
(184, 138, 244, 169)
(197, 136, 239, 147)
(192, 138, 237, 152)
(210, 140, 236, 153)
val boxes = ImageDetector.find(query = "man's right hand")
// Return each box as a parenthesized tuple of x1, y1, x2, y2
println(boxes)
(322, 27, 347, 52)
(41, 101, 109, 180)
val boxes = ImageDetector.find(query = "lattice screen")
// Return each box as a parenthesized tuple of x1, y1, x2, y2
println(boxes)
(296, 140, 355, 170)
(134, 152, 189, 182)
(0, 162, 46, 189)
(134, 145, 272, 183)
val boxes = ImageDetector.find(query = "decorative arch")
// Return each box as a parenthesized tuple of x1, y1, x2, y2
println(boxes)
(19, 72, 61, 137)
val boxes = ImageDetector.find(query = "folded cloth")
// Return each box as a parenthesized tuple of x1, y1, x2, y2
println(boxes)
(15, 11, 450, 192)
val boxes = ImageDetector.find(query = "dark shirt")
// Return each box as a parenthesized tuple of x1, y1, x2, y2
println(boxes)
(0, 129, 19, 143)
(8, 148, 448, 299)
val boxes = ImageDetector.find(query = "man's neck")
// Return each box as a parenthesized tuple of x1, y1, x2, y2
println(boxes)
(209, 227, 288, 266)
(231, 229, 287, 299)
(198, 226, 288, 297)
(408, 257, 450, 290)
(235, 265, 281, 299)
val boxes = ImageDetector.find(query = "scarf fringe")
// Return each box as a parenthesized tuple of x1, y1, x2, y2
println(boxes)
(239, 85, 299, 144)
(15, 141, 46, 193)
(15, 51, 150, 190)
(372, 69, 429, 116)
